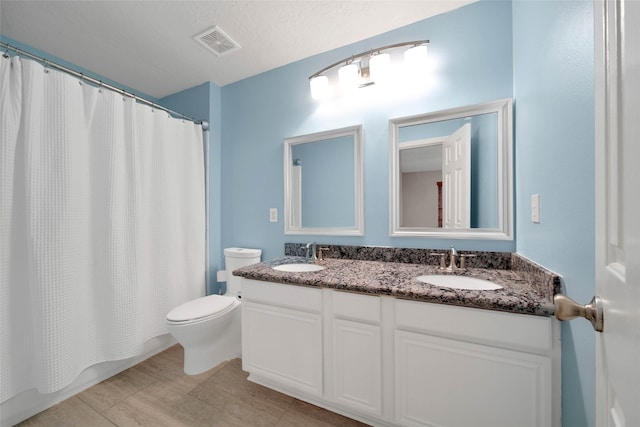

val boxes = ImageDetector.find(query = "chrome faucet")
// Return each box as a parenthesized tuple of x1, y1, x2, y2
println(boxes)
(431, 245, 476, 271)
(305, 241, 317, 262)
(431, 245, 459, 271)
(447, 245, 459, 271)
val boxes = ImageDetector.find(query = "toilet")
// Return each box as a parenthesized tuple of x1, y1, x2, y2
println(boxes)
(165, 247, 261, 375)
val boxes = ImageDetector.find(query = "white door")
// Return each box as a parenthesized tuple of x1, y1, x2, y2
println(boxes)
(442, 123, 471, 228)
(594, 0, 640, 425)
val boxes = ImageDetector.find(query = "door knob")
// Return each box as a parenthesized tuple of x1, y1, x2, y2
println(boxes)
(554, 294, 604, 332)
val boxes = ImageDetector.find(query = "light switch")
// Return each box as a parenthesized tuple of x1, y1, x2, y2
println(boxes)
(269, 208, 278, 223)
(531, 194, 540, 223)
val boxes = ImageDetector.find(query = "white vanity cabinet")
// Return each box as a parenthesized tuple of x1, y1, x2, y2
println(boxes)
(330, 291, 384, 417)
(241, 280, 323, 397)
(394, 299, 559, 427)
(240, 279, 560, 427)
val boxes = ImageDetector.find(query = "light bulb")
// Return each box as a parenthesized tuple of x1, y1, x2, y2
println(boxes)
(369, 53, 391, 83)
(309, 75, 330, 100)
(404, 45, 429, 69)
(338, 63, 359, 92)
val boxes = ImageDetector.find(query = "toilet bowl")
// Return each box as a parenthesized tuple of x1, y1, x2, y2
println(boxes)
(165, 247, 261, 375)
(166, 294, 241, 375)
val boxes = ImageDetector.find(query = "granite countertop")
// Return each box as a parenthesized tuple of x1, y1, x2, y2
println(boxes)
(233, 256, 557, 317)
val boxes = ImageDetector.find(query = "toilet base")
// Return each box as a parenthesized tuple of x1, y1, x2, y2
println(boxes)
(171, 304, 242, 375)
(182, 324, 241, 375)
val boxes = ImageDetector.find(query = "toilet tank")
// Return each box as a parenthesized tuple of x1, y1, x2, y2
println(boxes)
(224, 247, 261, 296)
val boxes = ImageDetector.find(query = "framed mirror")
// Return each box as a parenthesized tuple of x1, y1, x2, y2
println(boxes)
(389, 98, 513, 240)
(284, 125, 364, 235)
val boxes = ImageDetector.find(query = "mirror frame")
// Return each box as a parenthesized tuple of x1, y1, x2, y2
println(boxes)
(284, 124, 364, 236)
(389, 98, 513, 240)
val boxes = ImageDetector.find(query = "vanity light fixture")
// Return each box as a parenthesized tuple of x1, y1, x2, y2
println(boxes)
(309, 40, 429, 100)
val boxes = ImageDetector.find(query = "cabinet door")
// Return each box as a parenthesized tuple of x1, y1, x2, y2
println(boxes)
(332, 318, 382, 416)
(242, 301, 323, 396)
(395, 330, 551, 427)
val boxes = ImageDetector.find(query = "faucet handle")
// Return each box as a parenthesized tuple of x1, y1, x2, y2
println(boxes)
(459, 253, 477, 269)
(430, 252, 447, 269)
(318, 247, 330, 261)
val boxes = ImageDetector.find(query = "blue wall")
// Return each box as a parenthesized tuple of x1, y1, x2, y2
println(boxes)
(2, 1, 597, 424)
(291, 135, 355, 227)
(220, 0, 514, 261)
(512, 1, 595, 426)
(472, 113, 499, 228)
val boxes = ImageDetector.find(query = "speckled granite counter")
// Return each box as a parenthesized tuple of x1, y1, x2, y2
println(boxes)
(233, 250, 560, 317)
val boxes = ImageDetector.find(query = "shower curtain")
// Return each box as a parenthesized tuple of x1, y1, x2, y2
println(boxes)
(291, 164, 302, 228)
(0, 55, 205, 402)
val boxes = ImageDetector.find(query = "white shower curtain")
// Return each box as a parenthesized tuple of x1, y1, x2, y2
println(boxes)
(0, 55, 205, 402)
(291, 164, 302, 228)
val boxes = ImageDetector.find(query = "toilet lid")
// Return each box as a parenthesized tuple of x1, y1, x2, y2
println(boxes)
(166, 295, 236, 322)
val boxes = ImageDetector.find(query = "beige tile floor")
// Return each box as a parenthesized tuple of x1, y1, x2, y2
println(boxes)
(17, 345, 369, 427)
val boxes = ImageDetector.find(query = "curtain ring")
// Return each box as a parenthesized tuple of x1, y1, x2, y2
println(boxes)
(78, 73, 84, 86)
(98, 80, 103, 93)
(43, 59, 49, 73)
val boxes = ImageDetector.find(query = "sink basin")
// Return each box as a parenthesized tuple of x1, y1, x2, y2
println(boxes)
(273, 263, 326, 272)
(416, 275, 502, 290)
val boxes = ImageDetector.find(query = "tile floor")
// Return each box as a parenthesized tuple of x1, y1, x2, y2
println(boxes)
(17, 345, 369, 427)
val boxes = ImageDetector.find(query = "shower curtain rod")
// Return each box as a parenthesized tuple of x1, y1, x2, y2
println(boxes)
(1, 42, 207, 128)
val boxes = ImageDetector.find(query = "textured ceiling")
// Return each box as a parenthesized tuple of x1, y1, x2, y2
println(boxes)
(0, 1, 475, 98)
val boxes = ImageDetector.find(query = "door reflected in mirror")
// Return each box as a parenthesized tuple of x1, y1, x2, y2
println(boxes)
(284, 125, 364, 236)
(390, 99, 513, 240)
(400, 143, 443, 228)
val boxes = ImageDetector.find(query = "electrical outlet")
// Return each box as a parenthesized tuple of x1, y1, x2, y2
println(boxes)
(269, 208, 278, 223)
(531, 194, 540, 223)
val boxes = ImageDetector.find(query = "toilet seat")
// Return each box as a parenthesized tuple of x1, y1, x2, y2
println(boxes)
(166, 295, 238, 324)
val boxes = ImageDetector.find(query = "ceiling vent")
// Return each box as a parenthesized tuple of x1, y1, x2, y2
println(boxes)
(194, 26, 240, 57)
